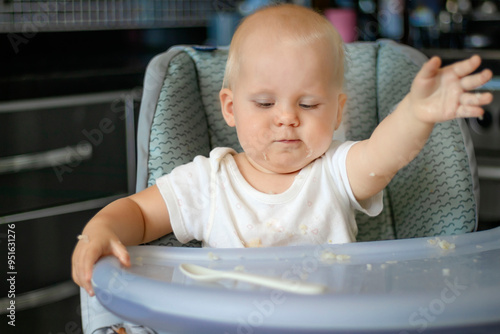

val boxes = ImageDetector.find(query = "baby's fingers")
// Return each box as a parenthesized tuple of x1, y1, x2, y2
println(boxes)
(72, 236, 130, 297)
(460, 91, 494, 107)
(72, 244, 100, 296)
(452, 54, 482, 78)
(417, 56, 442, 80)
(461, 68, 493, 91)
(456, 105, 486, 119)
(110, 239, 131, 268)
(79, 262, 95, 297)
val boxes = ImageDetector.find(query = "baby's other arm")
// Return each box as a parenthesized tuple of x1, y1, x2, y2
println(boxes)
(346, 55, 493, 201)
(71, 185, 172, 296)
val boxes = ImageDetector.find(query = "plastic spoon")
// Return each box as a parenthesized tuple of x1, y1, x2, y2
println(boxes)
(179, 263, 327, 295)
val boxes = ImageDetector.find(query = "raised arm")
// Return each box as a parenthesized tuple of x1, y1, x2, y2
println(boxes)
(71, 185, 171, 296)
(346, 55, 493, 201)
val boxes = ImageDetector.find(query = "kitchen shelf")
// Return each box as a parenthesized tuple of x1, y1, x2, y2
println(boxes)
(0, 0, 218, 33)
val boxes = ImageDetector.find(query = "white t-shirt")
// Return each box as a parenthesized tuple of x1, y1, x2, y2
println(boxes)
(156, 141, 383, 248)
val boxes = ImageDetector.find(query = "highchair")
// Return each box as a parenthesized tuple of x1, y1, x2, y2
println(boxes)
(81, 40, 500, 333)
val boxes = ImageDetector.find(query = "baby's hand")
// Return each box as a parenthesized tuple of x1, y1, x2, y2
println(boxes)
(409, 55, 493, 123)
(71, 231, 130, 296)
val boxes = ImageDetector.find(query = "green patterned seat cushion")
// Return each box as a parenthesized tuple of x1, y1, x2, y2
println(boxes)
(139, 40, 477, 245)
(342, 42, 396, 241)
(147, 51, 212, 185)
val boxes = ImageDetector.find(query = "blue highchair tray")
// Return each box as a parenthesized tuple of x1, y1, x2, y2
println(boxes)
(92, 227, 500, 333)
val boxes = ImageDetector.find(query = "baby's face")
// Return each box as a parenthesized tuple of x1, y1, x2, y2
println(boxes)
(222, 39, 346, 174)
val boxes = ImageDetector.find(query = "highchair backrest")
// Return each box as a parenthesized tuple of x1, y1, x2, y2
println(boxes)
(135, 40, 479, 246)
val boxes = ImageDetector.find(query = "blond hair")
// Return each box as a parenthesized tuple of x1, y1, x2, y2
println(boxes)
(222, 4, 345, 90)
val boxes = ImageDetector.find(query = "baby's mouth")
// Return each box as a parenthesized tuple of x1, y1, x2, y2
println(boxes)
(275, 138, 301, 144)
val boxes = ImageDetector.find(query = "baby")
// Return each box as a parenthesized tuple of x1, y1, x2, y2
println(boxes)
(72, 4, 492, 302)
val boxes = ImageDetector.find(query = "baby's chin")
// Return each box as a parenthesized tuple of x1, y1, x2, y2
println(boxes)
(259, 156, 320, 174)
(244, 145, 324, 174)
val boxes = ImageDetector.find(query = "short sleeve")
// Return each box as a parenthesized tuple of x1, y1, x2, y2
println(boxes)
(327, 141, 383, 217)
(155, 155, 213, 243)
(155, 148, 237, 244)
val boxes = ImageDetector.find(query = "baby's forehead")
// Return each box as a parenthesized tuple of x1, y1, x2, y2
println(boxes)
(235, 9, 339, 54)
(238, 31, 337, 66)
(224, 5, 345, 89)
(238, 11, 315, 41)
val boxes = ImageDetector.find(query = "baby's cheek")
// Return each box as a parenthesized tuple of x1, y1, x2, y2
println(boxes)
(309, 131, 333, 154)
(244, 126, 272, 149)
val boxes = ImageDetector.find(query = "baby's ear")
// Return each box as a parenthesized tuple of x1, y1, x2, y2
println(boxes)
(220, 88, 236, 127)
(335, 93, 347, 130)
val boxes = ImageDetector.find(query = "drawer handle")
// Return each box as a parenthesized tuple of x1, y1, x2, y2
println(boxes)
(478, 166, 500, 181)
(0, 142, 92, 174)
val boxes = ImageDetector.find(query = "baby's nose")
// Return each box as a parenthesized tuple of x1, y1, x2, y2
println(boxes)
(275, 106, 299, 127)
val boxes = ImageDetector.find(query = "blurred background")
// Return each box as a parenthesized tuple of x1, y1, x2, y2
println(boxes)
(0, 0, 499, 333)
